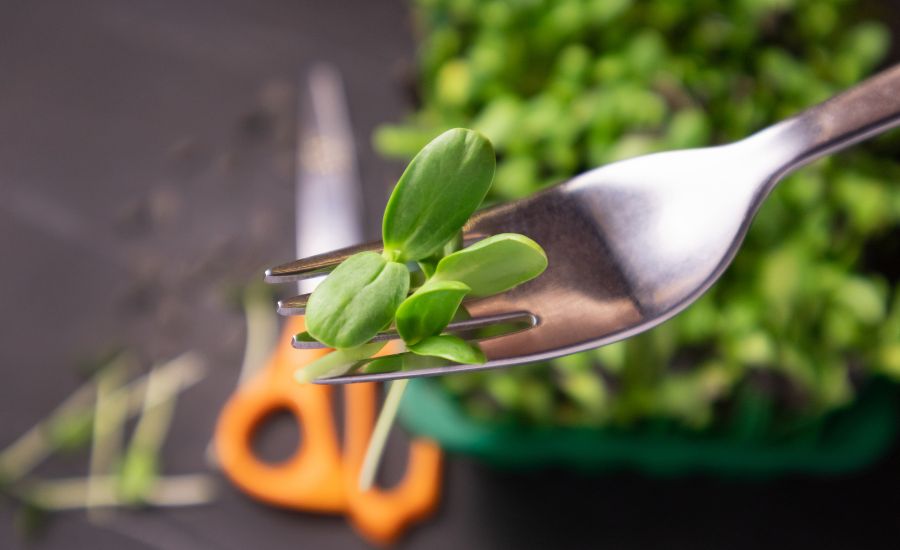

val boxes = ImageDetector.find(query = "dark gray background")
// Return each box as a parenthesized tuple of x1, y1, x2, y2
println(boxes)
(2, 0, 900, 548)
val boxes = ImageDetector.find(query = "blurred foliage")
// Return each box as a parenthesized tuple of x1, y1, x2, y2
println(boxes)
(375, 0, 900, 431)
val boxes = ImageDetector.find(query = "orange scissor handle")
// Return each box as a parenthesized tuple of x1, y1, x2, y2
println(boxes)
(214, 315, 443, 545)
(344, 382, 443, 545)
(215, 317, 347, 513)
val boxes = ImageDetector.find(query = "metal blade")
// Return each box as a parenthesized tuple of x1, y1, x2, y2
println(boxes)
(313, 356, 525, 384)
(292, 311, 537, 349)
(294, 64, 362, 290)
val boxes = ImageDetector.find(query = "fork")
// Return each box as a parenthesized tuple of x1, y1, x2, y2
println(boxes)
(266, 64, 900, 384)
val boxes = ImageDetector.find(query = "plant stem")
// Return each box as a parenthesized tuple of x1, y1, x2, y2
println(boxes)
(238, 283, 278, 385)
(0, 353, 206, 485)
(295, 342, 387, 383)
(0, 381, 95, 484)
(119, 356, 199, 502)
(19, 475, 216, 510)
(86, 358, 132, 522)
(206, 285, 277, 467)
(358, 379, 409, 491)
(131, 354, 204, 452)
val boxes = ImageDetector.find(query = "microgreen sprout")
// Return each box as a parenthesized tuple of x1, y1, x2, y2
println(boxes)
(86, 356, 131, 522)
(294, 128, 548, 488)
(0, 353, 213, 523)
(300, 128, 548, 377)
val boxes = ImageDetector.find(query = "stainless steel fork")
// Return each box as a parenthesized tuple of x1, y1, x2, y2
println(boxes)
(266, 64, 900, 384)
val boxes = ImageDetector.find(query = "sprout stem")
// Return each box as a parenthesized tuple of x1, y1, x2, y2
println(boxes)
(86, 357, 132, 522)
(0, 381, 95, 483)
(18, 475, 216, 510)
(0, 353, 205, 485)
(131, 354, 204, 453)
(237, 284, 278, 385)
(295, 342, 386, 383)
(206, 285, 277, 467)
(358, 379, 409, 491)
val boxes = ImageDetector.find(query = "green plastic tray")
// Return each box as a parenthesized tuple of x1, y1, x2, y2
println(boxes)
(399, 376, 899, 476)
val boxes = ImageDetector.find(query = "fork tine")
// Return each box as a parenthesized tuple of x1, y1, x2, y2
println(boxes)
(276, 284, 456, 316)
(276, 294, 311, 315)
(314, 356, 516, 384)
(291, 310, 537, 349)
(263, 241, 383, 284)
(278, 285, 422, 317)
(264, 234, 491, 284)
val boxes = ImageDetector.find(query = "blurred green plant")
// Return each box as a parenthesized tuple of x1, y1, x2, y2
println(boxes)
(375, 0, 900, 430)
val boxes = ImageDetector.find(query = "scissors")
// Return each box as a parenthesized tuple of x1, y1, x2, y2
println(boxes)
(214, 64, 442, 544)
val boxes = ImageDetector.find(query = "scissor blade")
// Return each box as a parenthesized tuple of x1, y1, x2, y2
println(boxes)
(295, 64, 362, 293)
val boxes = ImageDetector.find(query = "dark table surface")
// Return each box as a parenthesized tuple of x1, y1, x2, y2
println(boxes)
(2, 1, 900, 548)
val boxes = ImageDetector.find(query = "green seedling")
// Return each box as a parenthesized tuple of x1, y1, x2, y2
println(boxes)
(0, 381, 96, 484)
(382, 125, 495, 262)
(305, 252, 410, 349)
(47, 411, 94, 453)
(418, 232, 464, 279)
(0, 352, 212, 530)
(87, 358, 131, 522)
(395, 280, 471, 345)
(294, 342, 387, 383)
(301, 128, 547, 373)
(297, 128, 548, 489)
(0, 353, 206, 485)
(117, 448, 158, 505)
(118, 359, 187, 505)
(408, 335, 486, 364)
(359, 353, 453, 375)
(359, 355, 406, 375)
(431, 233, 548, 297)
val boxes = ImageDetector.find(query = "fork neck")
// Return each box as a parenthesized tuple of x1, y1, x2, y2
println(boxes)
(742, 63, 900, 185)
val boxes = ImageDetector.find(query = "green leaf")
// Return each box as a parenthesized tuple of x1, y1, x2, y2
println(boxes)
(382, 129, 495, 261)
(395, 280, 471, 345)
(295, 342, 387, 383)
(305, 252, 410, 349)
(359, 353, 447, 374)
(408, 335, 486, 364)
(360, 355, 405, 374)
(293, 331, 317, 344)
(418, 232, 464, 278)
(418, 261, 437, 279)
(432, 233, 547, 297)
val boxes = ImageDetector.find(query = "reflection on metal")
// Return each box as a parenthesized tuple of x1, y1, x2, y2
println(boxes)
(294, 64, 362, 294)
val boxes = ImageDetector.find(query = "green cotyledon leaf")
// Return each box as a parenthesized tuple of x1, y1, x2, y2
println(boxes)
(382, 129, 495, 262)
(359, 353, 448, 374)
(408, 334, 486, 364)
(395, 280, 471, 345)
(295, 341, 387, 383)
(418, 231, 464, 278)
(305, 252, 409, 349)
(432, 233, 547, 297)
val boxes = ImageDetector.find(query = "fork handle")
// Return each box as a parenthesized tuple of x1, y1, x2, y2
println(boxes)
(770, 63, 900, 174)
